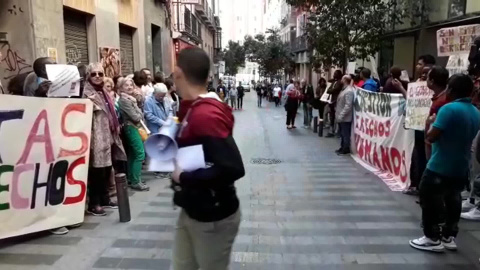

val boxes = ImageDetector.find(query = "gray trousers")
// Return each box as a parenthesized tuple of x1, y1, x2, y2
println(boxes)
(173, 209, 241, 270)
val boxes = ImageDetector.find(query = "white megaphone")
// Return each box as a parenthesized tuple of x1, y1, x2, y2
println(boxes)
(144, 120, 180, 161)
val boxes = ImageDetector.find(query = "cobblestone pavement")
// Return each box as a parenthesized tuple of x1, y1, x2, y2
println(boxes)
(1, 94, 480, 270)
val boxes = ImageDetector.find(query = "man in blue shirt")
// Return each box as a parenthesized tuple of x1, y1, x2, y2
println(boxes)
(410, 74, 480, 253)
(144, 83, 170, 134)
(360, 68, 379, 92)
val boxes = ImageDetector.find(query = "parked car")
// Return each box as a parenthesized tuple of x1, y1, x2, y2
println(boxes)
(240, 81, 251, 92)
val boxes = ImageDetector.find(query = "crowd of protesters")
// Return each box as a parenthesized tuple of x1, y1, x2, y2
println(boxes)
(5, 57, 180, 234)
(277, 53, 480, 253)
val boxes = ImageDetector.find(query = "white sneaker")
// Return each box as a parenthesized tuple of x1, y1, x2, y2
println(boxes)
(461, 190, 471, 200)
(441, 237, 457, 251)
(461, 208, 480, 221)
(409, 236, 445, 252)
(50, 227, 69, 235)
(462, 200, 476, 212)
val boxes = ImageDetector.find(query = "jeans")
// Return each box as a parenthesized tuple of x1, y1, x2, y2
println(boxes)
(124, 125, 145, 185)
(339, 122, 352, 152)
(328, 103, 336, 133)
(237, 96, 243, 109)
(88, 166, 112, 207)
(410, 131, 427, 189)
(230, 96, 237, 109)
(257, 95, 262, 107)
(303, 103, 312, 126)
(173, 210, 241, 270)
(419, 169, 466, 240)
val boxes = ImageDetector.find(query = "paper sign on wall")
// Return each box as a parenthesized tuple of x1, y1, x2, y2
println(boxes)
(0, 96, 93, 239)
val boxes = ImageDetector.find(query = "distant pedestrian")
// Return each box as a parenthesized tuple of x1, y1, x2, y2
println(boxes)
(229, 84, 238, 109)
(302, 81, 314, 128)
(237, 82, 245, 109)
(410, 74, 480, 253)
(273, 84, 281, 107)
(256, 83, 263, 107)
(285, 81, 302, 129)
(335, 75, 355, 155)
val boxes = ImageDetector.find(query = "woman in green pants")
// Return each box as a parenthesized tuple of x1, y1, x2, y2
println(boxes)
(118, 77, 150, 191)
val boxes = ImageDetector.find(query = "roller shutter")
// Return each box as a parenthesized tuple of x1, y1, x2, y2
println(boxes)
(119, 25, 135, 75)
(63, 9, 89, 65)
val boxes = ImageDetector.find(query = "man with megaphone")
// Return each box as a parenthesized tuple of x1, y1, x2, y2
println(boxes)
(170, 48, 245, 270)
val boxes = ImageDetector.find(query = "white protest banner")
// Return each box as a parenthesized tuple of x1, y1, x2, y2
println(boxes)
(0, 96, 93, 239)
(46, 64, 81, 97)
(320, 82, 332, 103)
(437, 24, 480, 57)
(405, 81, 433, 131)
(352, 89, 414, 191)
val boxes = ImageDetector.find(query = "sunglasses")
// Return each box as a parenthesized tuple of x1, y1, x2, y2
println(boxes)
(92, 72, 104, 77)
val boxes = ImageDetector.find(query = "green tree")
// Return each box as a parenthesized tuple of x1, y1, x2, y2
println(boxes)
(243, 29, 293, 80)
(286, 0, 408, 70)
(222, 41, 245, 76)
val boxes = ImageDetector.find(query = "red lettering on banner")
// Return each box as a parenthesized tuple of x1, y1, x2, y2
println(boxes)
(400, 151, 408, 183)
(364, 139, 372, 164)
(380, 146, 393, 173)
(390, 147, 401, 175)
(17, 110, 54, 165)
(385, 120, 391, 137)
(58, 104, 89, 158)
(63, 156, 87, 205)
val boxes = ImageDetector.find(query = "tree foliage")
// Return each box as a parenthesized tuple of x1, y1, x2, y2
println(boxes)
(286, 0, 409, 70)
(243, 29, 294, 79)
(222, 41, 245, 76)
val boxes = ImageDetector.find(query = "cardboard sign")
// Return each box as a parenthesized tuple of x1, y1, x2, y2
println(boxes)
(446, 53, 469, 77)
(437, 24, 480, 57)
(0, 96, 93, 239)
(46, 65, 81, 97)
(405, 81, 434, 131)
(352, 89, 414, 191)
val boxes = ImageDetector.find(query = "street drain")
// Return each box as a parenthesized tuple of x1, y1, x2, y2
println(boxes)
(250, 158, 282, 165)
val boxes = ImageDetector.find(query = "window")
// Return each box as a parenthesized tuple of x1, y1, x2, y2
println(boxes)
(449, 0, 466, 18)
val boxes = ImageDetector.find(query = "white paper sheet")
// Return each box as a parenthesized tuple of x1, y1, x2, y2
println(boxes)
(347, 62, 357, 75)
(148, 145, 206, 172)
(46, 64, 81, 97)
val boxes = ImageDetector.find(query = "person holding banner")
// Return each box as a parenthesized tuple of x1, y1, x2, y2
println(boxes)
(410, 74, 480, 253)
(118, 77, 150, 192)
(335, 75, 355, 155)
(83, 63, 127, 216)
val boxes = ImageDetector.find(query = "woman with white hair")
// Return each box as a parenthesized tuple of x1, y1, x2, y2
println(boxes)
(118, 77, 150, 191)
(83, 63, 126, 216)
(144, 83, 170, 134)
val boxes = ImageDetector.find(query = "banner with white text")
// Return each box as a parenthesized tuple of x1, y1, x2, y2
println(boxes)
(352, 89, 415, 191)
(0, 96, 93, 239)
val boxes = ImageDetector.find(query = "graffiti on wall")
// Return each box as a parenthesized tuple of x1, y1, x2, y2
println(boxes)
(66, 44, 82, 65)
(7, 5, 24, 16)
(0, 43, 32, 80)
(99, 47, 120, 78)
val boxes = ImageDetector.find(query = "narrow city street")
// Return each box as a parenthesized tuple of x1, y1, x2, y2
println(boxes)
(0, 93, 479, 270)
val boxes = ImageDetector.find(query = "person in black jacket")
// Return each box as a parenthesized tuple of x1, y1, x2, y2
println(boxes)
(301, 80, 314, 128)
(171, 48, 245, 270)
(326, 70, 344, 137)
(237, 82, 245, 110)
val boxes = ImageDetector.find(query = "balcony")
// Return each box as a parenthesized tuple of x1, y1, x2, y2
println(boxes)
(195, 0, 214, 29)
(214, 16, 221, 31)
(291, 35, 308, 53)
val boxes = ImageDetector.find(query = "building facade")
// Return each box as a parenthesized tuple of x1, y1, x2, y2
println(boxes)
(0, 0, 174, 87)
(219, 0, 264, 47)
